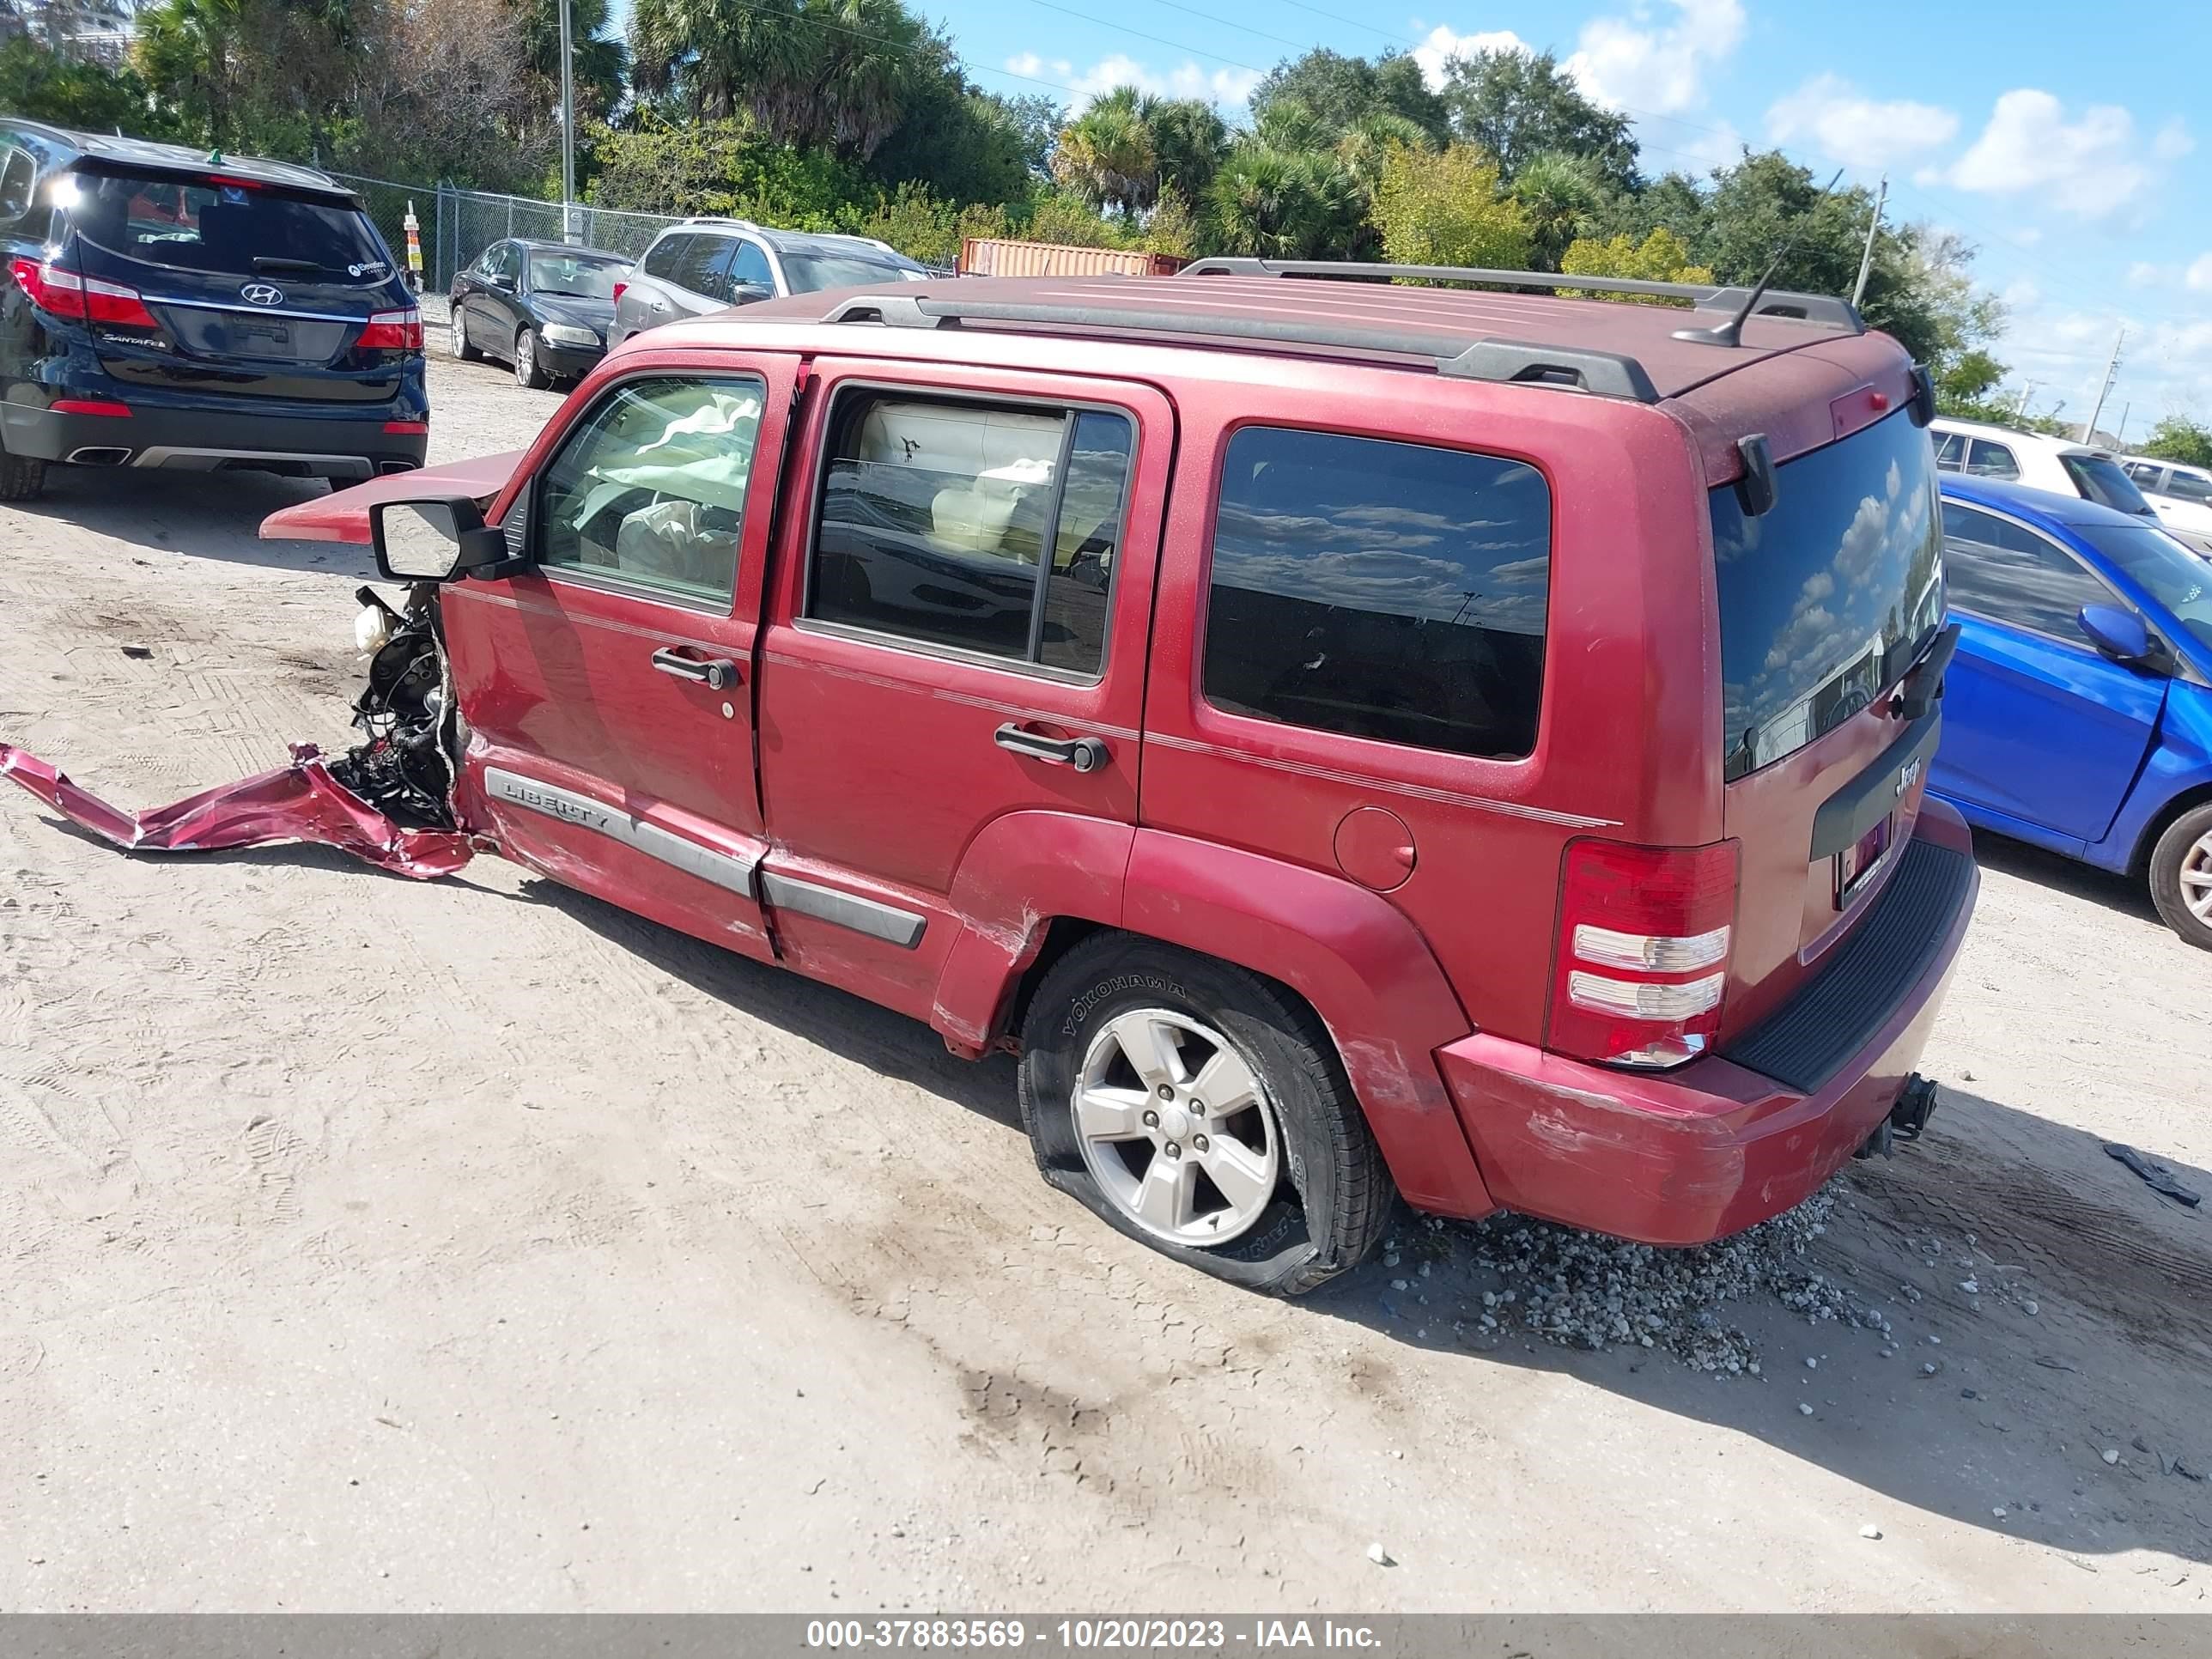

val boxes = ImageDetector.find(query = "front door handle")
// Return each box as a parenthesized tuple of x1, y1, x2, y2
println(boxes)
(652, 647, 737, 690)
(994, 723, 1109, 773)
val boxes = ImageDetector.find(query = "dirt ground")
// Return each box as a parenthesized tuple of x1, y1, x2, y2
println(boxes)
(2, 349, 2209, 1613)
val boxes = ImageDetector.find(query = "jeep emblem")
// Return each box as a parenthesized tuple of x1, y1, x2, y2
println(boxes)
(1896, 757, 1922, 798)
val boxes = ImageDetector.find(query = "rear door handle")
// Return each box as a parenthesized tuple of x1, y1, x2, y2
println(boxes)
(652, 647, 737, 690)
(994, 723, 1109, 773)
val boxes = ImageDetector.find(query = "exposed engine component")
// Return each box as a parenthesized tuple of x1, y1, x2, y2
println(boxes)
(326, 585, 459, 830)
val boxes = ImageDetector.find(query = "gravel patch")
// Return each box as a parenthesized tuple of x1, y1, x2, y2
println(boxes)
(1389, 1182, 1897, 1374)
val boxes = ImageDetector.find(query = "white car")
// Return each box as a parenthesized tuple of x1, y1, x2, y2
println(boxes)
(1929, 417, 2212, 557)
(2120, 455, 2212, 557)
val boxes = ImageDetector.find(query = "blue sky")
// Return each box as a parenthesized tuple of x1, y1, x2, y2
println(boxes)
(615, 0, 2212, 428)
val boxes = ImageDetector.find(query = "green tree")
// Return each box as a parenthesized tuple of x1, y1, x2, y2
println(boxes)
(1249, 46, 1448, 146)
(1511, 150, 1609, 271)
(1020, 188, 1127, 248)
(1049, 87, 1158, 217)
(870, 79, 1045, 207)
(517, 0, 626, 128)
(1440, 47, 1638, 190)
(629, 0, 944, 162)
(1141, 184, 1199, 258)
(842, 180, 1011, 267)
(584, 112, 865, 223)
(1558, 226, 1712, 301)
(2141, 416, 2212, 470)
(0, 36, 177, 135)
(1369, 143, 1531, 270)
(1936, 349, 2008, 405)
(1208, 140, 1359, 259)
(1146, 97, 1228, 203)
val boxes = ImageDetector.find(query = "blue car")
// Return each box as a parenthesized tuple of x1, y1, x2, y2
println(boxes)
(1934, 476, 2212, 948)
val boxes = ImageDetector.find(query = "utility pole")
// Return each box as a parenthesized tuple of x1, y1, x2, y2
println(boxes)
(2079, 325, 2124, 445)
(2114, 402, 2132, 451)
(1851, 173, 1887, 308)
(2014, 380, 2038, 422)
(558, 0, 577, 244)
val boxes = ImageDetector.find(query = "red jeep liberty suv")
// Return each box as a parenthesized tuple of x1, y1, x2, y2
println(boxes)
(80, 260, 1989, 1293)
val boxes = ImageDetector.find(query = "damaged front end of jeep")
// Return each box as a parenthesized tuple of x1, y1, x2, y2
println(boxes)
(1, 579, 476, 879)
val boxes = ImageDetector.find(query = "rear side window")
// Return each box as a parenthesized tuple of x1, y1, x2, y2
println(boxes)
(1202, 428, 1550, 761)
(668, 234, 737, 301)
(1711, 407, 1946, 780)
(1966, 438, 2019, 480)
(61, 171, 392, 283)
(730, 240, 774, 292)
(641, 234, 690, 279)
(1941, 502, 2114, 640)
(807, 392, 1135, 675)
(2165, 471, 2212, 505)
(1933, 431, 1965, 470)
(2063, 453, 2153, 514)
(0, 145, 37, 224)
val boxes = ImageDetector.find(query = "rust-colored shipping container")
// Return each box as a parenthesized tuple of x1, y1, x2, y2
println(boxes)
(957, 238, 1187, 278)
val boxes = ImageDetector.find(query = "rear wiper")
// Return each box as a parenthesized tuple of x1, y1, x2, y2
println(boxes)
(252, 257, 322, 276)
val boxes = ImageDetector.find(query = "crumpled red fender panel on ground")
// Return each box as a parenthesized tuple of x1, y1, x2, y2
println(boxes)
(0, 741, 473, 879)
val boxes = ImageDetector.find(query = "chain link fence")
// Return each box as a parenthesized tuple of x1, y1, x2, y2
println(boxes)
(324, 171, 682, 296)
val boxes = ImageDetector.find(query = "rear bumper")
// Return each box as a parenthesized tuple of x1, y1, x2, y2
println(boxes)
(2, 400, 428, 478)
(1435, 799, 1979, 1245)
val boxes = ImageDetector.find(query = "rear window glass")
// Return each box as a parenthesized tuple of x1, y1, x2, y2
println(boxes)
(2062, 453, 2152, 515)
(781, 250, 921, 293)
(1711, 408, 1946, 781)
(528, 249, 626, 300)
(60, 170, 391, 283)
(1203, 427, 1550, 761)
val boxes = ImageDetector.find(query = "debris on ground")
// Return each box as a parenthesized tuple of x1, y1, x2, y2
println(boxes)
(119, 642, 153, 659)
(2103, 1449, 2122, 1465)
(1858, 1524, 1882, 1540)
(2102, 1143, 2202, 1208)
(1365, 1542, 1394, 1567)
(1404, 1185, 1896, 1372)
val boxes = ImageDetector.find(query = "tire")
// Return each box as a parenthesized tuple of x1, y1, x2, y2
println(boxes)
(449, 310, 479, 362)
(0, 436, 46, 502)
(1018, 933, 1394, 1296)
(513, 326, 550, 390)
(2148, 802, 2212, 951)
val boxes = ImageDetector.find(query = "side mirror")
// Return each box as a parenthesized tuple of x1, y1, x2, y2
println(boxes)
(488, 270, 516, 292)
(727, 281, 773, 305)
(2078, 603, 2158, 669)
(370, 497, 507, 583)
(1908, 364, 1936, 428)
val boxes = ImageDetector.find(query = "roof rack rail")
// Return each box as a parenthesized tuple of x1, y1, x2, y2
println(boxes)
(683, 216, 761, 231)
(1181, 257, 1865, 334)
(819, 291, 1662, 402)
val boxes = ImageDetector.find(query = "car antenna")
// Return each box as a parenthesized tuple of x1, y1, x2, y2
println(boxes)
(1674, 167, 1846, 349)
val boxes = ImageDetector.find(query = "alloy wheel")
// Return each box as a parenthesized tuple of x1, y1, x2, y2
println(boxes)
(1072, 1009, 1282, 1246)
(2182, 830, 2212, 925)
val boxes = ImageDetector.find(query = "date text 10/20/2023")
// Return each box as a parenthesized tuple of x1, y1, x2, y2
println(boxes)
(804, 1621, 1384, 1650)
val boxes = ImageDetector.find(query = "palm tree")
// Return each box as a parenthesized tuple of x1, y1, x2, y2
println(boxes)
(630, 0, 936, 161)
(1206, 140, 1358, 260)
(1050, 87, 1158, 218)
(1512, 150, 1608, 272)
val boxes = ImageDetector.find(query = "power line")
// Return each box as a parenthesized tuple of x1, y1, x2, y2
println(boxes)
(1024, 0, 1267, 78)
(1135, 0, 1315, 56)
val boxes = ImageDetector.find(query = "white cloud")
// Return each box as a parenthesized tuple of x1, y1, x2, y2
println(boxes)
(1412, 26, 1528, 92)
(1005, 52, 1259, 110)
(2189, 253, 2212, 293)
(1564, 0, 1746, 117)
(1643, 116, 1743, 175)
(1942, 89, 2153, 219)
(1999, 277, 2041, 312)
(2127, 261, 2170, 289)
(1765, 73, 1959, 169)
(2010, 226, 2042, 246)
(2154, 118, 2195, 161)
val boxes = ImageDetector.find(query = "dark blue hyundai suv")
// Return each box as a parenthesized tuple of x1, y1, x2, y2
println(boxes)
(0, 119, 428, 501)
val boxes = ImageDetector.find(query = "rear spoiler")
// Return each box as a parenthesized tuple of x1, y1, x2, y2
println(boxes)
(259, 450, 521, 545)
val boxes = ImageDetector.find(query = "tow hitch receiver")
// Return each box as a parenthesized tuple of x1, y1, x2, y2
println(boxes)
(1856, 1073, 1939, 1161)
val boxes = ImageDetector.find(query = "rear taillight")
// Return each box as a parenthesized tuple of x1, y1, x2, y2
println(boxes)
(357, 306, 422, 349)
(611, 280, 627, 304)
(10, 256, 159, 329)
(1548, 838, 1740, 1070)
